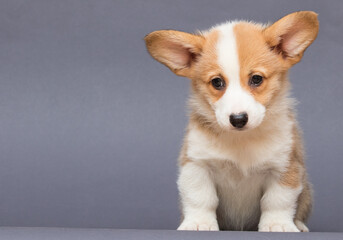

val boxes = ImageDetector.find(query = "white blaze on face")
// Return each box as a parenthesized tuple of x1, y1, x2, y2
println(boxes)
(214, 22, 266, 130)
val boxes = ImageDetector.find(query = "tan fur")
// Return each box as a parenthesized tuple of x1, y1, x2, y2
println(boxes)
(280, 160, 301, 188)
(278, 117, 303, 188)
(190, 30, 228, 102)
(280, 127, 303, 188)
(234, 23, 284, 106)
(289, 119, 313, 224)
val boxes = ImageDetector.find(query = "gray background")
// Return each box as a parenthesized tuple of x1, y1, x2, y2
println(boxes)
(0, 0, 342, 232)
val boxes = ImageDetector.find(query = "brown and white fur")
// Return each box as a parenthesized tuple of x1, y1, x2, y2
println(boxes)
(144, 11, 319, 232)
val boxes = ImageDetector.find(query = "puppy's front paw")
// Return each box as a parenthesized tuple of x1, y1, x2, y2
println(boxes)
(177, 219, 219, 231)
(259, 221, 300, 232)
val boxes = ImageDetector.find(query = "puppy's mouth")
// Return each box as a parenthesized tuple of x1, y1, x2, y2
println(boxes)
(218, 124, 250, 132)
(229, 125, 252, 132)
(232, 127, 246, 131)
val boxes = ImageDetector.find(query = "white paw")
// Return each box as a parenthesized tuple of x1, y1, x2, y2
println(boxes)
(177, 219, 219, 231)
(259, 221, 300, 232)
(294, 220, 309, 232)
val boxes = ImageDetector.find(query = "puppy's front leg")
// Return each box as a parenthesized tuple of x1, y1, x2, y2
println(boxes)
(177, 162, 219, 231)
(258, 176, 302, 232)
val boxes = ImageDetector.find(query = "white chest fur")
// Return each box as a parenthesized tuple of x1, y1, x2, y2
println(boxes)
(186, 119, 293, 173)
(184, 119, 294, 229)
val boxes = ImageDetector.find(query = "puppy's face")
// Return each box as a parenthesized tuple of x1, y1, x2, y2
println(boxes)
(145, 12, 319, 131)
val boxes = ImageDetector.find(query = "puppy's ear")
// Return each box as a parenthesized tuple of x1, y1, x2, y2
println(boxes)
(144, 30, 204, 77)
(263, 11, 319, 67)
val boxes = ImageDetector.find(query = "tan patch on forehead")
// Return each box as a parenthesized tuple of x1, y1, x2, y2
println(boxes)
(191, 30, 227, 102)
(233, 22, 283, 106)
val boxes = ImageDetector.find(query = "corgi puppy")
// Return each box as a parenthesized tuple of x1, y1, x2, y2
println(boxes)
(144, 11, 319, 232)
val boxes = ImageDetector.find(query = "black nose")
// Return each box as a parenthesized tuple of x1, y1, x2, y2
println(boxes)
(229, 112, 248, 129)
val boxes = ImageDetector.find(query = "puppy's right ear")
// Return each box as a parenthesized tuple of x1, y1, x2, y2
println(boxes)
(144, 30, 204, 77)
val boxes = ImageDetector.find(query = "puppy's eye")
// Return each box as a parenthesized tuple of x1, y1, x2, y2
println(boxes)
(211, 77, 226, 90)
(249, 75, 263, 87)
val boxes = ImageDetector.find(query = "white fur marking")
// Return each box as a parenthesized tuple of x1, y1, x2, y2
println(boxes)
(214, 23, 266, 130)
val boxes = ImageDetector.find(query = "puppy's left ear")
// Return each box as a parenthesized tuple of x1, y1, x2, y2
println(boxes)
(263, 11, 319, 67)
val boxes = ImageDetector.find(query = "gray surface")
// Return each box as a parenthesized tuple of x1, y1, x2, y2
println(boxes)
(0, 228, 342, 240)
(0, 0, 342, 232)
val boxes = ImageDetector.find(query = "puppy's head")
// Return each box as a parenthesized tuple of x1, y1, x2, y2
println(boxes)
(145, 11, 319, 131)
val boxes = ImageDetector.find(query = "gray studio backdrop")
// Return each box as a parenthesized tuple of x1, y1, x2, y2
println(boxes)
(0, 0, 342, 232)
